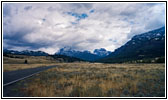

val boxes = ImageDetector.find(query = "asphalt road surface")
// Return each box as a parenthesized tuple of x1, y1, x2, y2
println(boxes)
(3, 65, 57, 86)
(3, 65, 58, 97)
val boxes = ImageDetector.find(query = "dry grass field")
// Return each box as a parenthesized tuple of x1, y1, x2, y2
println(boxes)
(13, 63, 165, 97)
(3, 55, 60, 72)
(3, 64, 59, 72)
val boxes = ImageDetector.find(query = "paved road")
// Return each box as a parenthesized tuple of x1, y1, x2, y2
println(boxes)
(3, 65, 57, 86)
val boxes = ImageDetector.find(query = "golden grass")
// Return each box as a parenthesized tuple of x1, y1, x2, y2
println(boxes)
(3, 55, 61, 72)
(3, 55, 58, 64)
(3, 64, 59, 72)
(15, 63, 165, 97)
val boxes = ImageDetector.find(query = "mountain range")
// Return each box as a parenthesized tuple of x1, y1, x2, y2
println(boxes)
(3, 49, 85, 62)
(3, 47, 112, 61)
(3, 49, 49, 56)
(56, 47, 111, 61)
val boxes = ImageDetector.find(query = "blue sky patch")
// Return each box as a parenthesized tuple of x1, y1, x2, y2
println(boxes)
(80, 13, 88, 19)
(71, 22, 78, 25)
(90, 9, 95, 13)
(67, 12, 88, 21)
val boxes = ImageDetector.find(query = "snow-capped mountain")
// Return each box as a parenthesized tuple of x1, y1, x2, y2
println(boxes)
(58, 47, 76, 57)
(94, 48, 111, 57)
(3, 49, 49, 56)
(56, 47, 101, 61)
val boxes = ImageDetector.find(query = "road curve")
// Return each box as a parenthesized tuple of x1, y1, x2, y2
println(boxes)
(3, 65, 57, 87)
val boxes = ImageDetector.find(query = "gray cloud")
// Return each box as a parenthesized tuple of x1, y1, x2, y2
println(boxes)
(3, 3, 165, 54)
(24, 6, 32, 11)
(3, 4, 11, 17)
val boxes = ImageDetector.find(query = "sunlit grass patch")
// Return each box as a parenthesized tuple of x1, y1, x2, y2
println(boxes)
(3, 64, 59, 72)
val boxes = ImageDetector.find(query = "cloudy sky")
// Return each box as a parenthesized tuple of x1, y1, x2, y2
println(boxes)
(3, 3, 165, 54)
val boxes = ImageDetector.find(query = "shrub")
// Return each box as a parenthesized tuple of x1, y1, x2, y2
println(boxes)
(24, 60, 28, 64)
(155, 57, 165, 63)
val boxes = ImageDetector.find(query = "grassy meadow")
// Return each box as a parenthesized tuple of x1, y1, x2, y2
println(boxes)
(11, 63, 165, 97)
(3, 54, 62, 72)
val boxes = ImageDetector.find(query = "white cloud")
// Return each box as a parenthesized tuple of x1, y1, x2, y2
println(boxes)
(3, 3, 165, 54)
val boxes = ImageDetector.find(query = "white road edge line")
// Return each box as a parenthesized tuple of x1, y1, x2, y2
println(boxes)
(3, 70, 44, 87)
